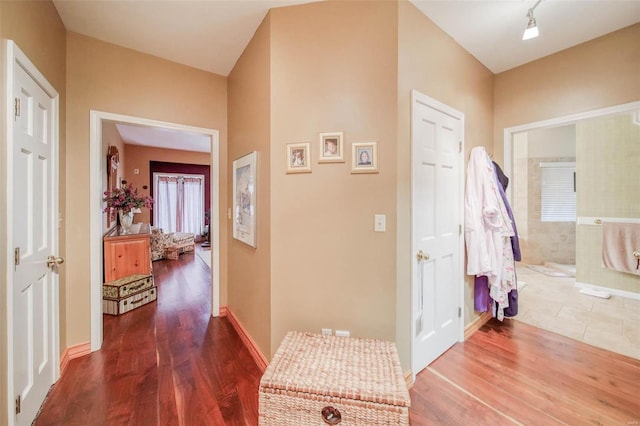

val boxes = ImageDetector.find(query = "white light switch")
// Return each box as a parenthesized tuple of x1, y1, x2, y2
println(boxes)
(374, 214, 386, 232)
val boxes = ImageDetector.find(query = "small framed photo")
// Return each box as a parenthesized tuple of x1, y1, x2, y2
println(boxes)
(318, 132, 344, 163)
(286, 142, 311, 174)
(351, 142, 378, 174)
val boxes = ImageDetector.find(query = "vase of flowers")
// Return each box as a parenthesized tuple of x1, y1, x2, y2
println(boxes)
(118, 210, 135, 233)
(103, 181, 153, 234)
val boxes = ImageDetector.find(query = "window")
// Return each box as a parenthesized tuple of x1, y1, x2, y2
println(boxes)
(540, 162, 576, 222)
(153, 173, 205, 234)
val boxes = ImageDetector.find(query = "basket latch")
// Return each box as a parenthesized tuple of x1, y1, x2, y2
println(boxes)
(321, 406, 341, 424)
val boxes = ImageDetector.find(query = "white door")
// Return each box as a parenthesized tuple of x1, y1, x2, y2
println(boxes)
(7, 41, 60, 426)
(411, 90, 463, 375)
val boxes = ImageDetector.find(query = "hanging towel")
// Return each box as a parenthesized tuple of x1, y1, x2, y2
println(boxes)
(602, 222, 640, 275)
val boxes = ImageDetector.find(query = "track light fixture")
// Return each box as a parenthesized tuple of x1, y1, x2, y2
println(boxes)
(522, 0, 542, 40)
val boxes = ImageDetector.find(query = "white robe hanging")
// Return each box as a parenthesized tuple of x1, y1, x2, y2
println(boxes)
(464, 147, 516, 320)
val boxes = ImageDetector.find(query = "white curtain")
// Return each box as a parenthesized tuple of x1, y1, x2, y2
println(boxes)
(154, 174, 204, 235)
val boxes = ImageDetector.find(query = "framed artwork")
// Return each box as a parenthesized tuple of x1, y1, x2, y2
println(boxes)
(286, 142, 312, 174)
(106, 146, 120, 228)
(233, 151, 258, 248)
(318, 132, 344, 163)
(351, 142, 378, 174)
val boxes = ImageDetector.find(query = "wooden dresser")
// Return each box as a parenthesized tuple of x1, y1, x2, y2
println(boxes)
(103, 223, 152, 282)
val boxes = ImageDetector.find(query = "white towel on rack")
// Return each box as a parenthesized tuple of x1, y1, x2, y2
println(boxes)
(602, 222, 640, 275)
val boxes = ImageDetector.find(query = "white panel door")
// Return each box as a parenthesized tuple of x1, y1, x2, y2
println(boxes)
(9, 42, 60, 426)
(411, 90, 463, 375)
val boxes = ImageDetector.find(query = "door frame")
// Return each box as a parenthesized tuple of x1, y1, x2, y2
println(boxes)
(4, 40, 61, 426)
(502, 100, 640, 203)
(89, 111, 220, 351)
(410, 90, 465, 378)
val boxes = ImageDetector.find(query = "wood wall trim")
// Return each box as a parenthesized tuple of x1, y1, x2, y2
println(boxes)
(464, 311, 492, 340)
(220, 305, 268, 373)
(60, 342, 91, 375)
(404, 370, 414, 389)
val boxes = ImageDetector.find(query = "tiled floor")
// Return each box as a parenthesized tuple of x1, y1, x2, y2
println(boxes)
(514, 263, 640, 359)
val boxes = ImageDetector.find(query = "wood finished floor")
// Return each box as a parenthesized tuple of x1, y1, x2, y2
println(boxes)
(34, 247, 640, 425)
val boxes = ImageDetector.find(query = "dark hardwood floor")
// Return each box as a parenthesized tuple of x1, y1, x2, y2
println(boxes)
(35, 247, 261, 426)
(35, 246, 640, 425)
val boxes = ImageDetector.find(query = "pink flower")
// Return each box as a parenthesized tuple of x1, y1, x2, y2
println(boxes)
(103, 183, 154, 213)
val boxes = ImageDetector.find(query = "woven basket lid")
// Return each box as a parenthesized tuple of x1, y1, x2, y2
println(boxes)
(260, 331, 410, 408)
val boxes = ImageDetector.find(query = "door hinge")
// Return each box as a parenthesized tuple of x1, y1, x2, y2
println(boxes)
(458, 307, 462, 318)
(459, 224, 462, 235)
(459, 141, 462, 153)
(15, 394, 21, 415)
(14, 98, 20, 119)
(14, 247, 20, 267)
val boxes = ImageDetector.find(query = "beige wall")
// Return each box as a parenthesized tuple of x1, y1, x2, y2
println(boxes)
(494, 23, 640, 160)
(124, 144, 210, 225)
(66, 32, 228, 346)
(526, 125, 576, 158)
(227, 15, 272, 356)
(397, 1, 495, 369)
(269, 1, 399, 357)
(575, 114, 640, 293)
(0, 1, 67, 421)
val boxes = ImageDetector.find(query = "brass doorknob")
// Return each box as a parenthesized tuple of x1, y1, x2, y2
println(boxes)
(46, 255, 65, 268)
(416, 250, 430, 262)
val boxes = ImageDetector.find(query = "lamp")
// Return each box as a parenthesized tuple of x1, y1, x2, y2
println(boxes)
(522, 0, 542, 40)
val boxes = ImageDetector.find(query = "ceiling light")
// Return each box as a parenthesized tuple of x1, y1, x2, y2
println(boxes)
(522, 0, 542, 41)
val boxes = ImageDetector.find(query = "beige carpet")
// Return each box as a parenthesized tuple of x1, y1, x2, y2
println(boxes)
(197, 250, 211, 268)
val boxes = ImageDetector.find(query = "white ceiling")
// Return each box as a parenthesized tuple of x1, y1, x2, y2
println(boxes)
(411, 0, 640, 73)
(55, 0, 639, 150)
(115, 123, 211, 153)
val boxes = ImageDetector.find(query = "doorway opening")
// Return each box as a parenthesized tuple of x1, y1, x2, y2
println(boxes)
(89, 111, 221, 351)
(503, 101, 640, 358)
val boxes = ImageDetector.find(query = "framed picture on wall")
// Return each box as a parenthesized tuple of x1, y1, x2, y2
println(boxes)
(286, 142, 311, 174)
(351, 142, 378, 174)
(232, 151, 258, 248)
(318, 132, 344, 163)
(106, 146, 120, 228)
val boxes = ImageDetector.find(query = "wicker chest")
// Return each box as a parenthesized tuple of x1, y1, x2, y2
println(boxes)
(259, 332, 410, 425)
(102, 274, 156, 315)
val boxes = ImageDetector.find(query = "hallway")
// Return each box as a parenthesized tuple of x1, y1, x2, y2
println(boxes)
(35, 249, 262, 425)
(34, 248, 639, 425)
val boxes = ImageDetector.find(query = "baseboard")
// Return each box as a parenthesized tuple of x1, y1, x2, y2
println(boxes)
(464, 311, 492, 340)
(404, 370, 414, 389)
(575, 282, 640, 301)
(60, 342, 91, 375)
(221, 305, 268, 373)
